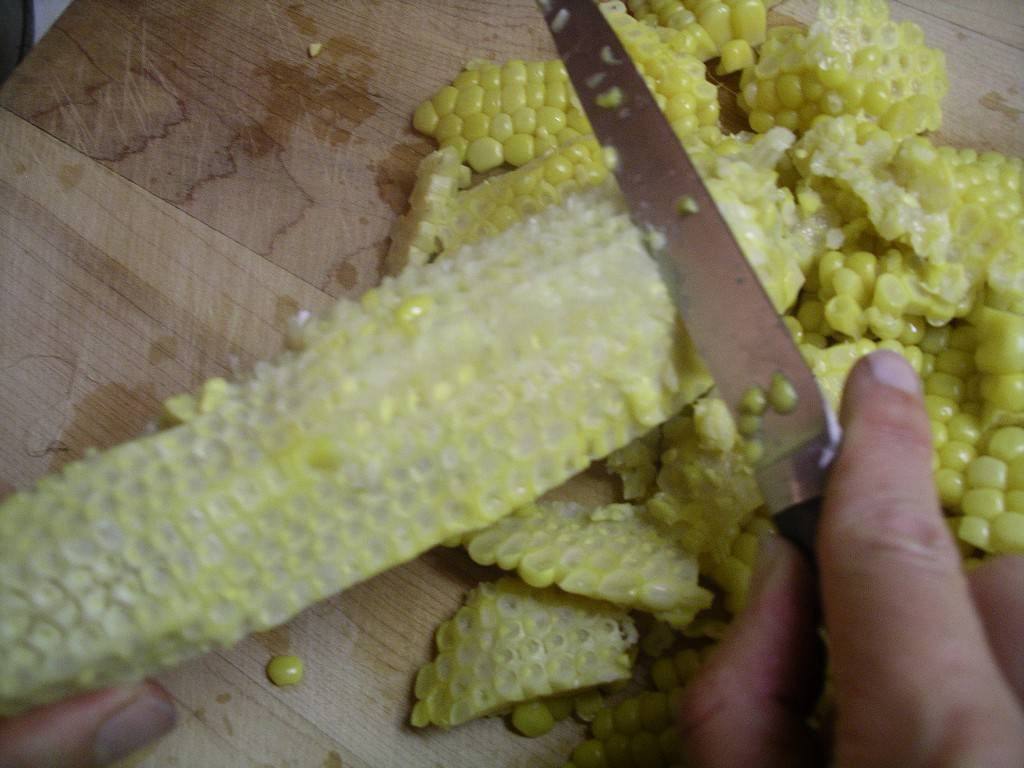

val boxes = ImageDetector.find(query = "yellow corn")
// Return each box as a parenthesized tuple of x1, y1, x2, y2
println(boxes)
(462, 501, 713, 627)
(384, 146, 463, 275)
(648, 397, 762, 563)
(412, 5, 722, 173)
(414, 57, 584, 170)
(410, 577, 637, 727)
(626, 0, 768, 62)
(738, 0, 947, 136)
(0, 187, 711, 716)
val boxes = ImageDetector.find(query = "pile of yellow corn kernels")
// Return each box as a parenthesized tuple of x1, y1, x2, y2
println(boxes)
(392, 1, 1022, 764)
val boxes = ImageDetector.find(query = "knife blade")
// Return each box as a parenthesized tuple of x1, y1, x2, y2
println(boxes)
(538, 0, 841, 554)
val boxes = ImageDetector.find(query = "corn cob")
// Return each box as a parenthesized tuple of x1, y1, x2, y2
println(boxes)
(791, 117, 1024, 328)
(384, 145, 463, 275)
(410, 577, 637, 728)
(462, 501, 714, 627)
(624, 0, 770, 73)
(439, 137, 612, 255)
(412, 5, 719, 172)
(0, 187, 712, 716)
(738, 0, 947, 136)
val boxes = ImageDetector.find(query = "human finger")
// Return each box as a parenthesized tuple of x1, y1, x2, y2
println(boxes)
(0, 681, 176, 768)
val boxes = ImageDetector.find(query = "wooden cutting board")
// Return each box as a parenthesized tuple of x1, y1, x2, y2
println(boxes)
(0, 1, 1020, 766)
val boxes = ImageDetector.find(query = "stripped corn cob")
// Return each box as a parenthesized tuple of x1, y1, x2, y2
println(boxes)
(0, 187, 712, 716)
(410, 577, 637, 728)
(738, 0, 947, 136)
(462, 501, 713, 627)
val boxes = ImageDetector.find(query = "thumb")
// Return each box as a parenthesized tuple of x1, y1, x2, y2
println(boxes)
(820, 350, 1024, 766)
(0, 681, 176, 768)
(678, 534, 820, 768)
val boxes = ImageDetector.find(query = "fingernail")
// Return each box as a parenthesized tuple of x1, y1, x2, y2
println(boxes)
(749, 534, 787, 601)
(866, 350, 920, 394)
(94, 688, 176, 764)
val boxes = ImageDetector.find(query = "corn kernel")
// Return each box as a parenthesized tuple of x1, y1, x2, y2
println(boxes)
(698, 2, 732, 47)
(452, 70, 479, 88)
(489, 113, 514, 143)
(730, 0, 767, 46)
(513, 107, 537, 134)
(935, 349, 974, 378)
(991, 512, 1024, 553)
(939, 441, 975, 472)
(478, 66, 501, 90)
(413, 100, 440, 134)
(435, 113, 464, 141)
(935, 468, 964, 507)
(958, 515, 991, 551)
(967, 456, 1008, 490)
(526, 82, 545, 109)
(980, 374, 1024, 411)
(925, 372, 964, 401)
(480, 87, 500, 116)
(536, 106, 567, 134)
(462, 113, 490, 141)
(433, 85, 459, 116)
(988, 427, 1024, 462)
(962, 488, 1005, 519)
(466, 137, 504, 172)
(924, 395, 956, 423)
(1007, 490, 1024, 513)
(748, 110, 774, 133)
(946, 413, 980, 444)
(501, 83, 527, 114)
(717, 40, 755, 75)
(503, 134, 535, 167)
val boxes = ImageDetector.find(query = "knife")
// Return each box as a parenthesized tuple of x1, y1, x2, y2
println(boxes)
(538, 0, 841, 558)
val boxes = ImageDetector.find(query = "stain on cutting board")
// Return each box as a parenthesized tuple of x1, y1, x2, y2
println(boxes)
(375, 139, 432, 215)
(255, 34, 380, 149)
(46, 382, 158, 473)
(58, 163, 83, 190)
(980, 91, 1022, 122)
(253, 624, 291, 656)
(286, 3, 319, 36)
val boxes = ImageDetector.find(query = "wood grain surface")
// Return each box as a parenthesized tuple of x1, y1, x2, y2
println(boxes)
(0, 1, 1021, 766)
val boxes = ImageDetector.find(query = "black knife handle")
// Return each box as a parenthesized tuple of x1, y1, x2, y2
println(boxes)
(774, 497, 821, 572)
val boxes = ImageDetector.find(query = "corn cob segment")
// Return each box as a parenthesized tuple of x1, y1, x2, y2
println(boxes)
(384, 145, 463, 275)
(410, 577, 637, 728)
(791, 117, 1024, 327)
(411, 5, 719, 173)
(738, 0, 947, 136)
(0, 187, 711, 716)
(625, 0, 770, 71)
(462, 501, 714, 627)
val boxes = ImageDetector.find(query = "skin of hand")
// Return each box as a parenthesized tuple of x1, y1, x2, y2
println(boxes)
(0, 681, 176, 768)
(678, 350, 1024, 768)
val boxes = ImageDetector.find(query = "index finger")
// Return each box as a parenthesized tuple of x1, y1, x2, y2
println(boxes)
(819, 351, 1015, 762)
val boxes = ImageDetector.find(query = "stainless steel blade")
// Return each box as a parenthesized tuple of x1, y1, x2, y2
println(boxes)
(538, 0, 840, 514)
